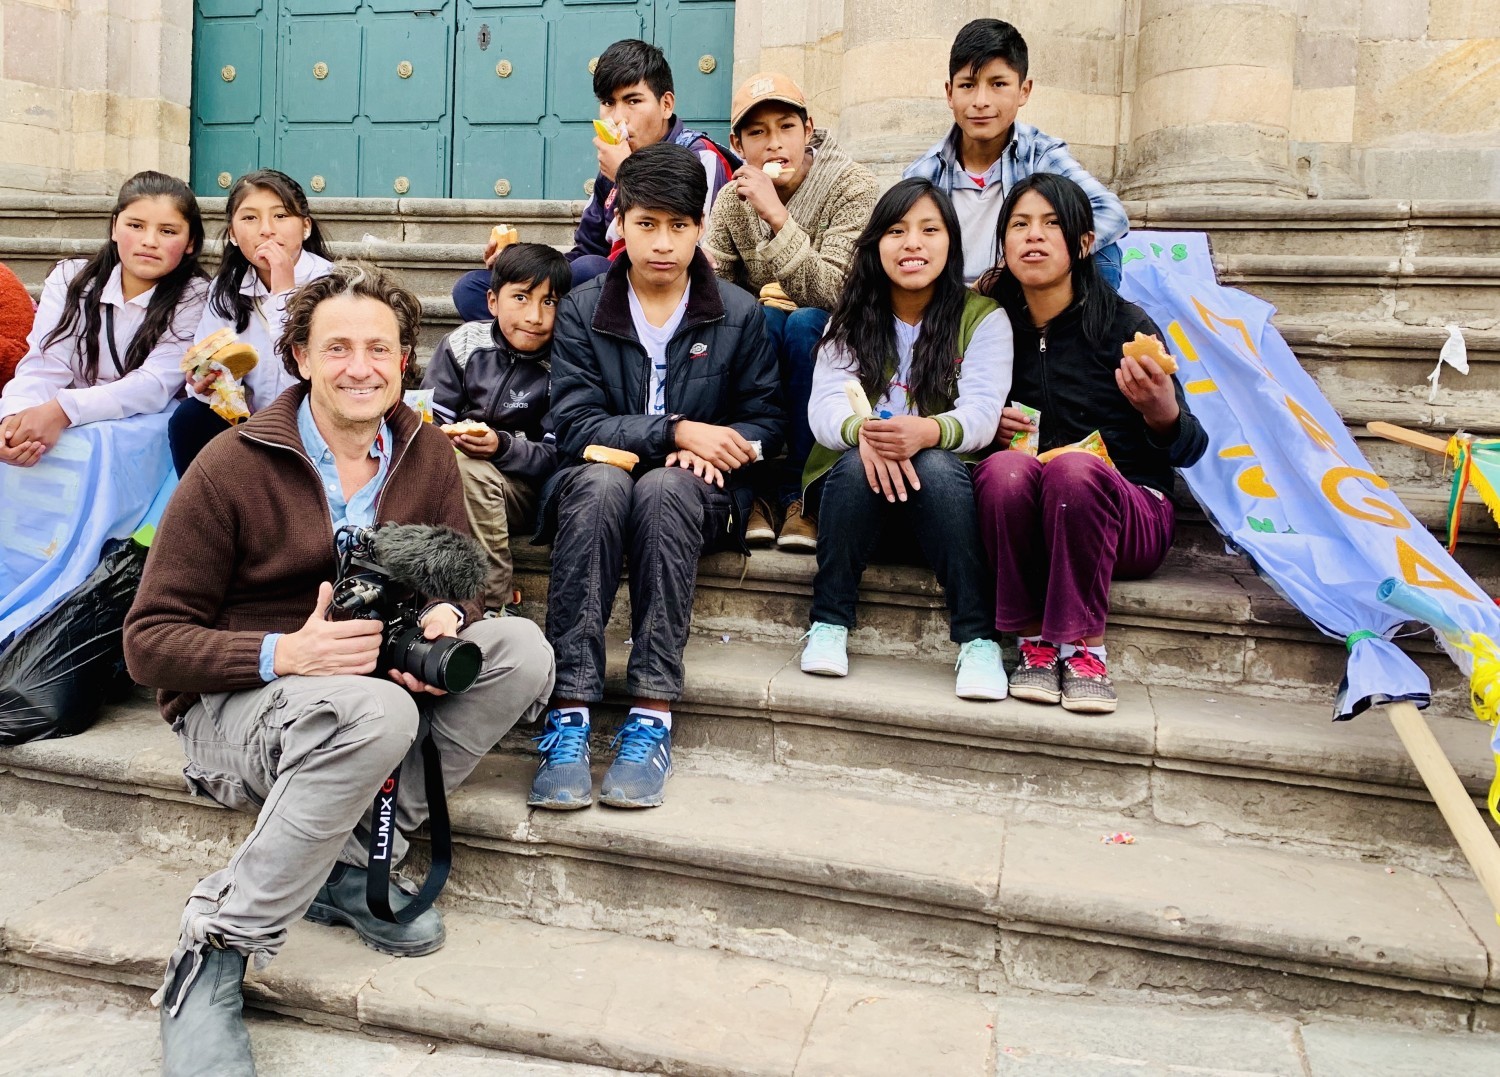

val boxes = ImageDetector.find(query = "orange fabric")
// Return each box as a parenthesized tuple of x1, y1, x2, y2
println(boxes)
(0, 261, 36, 392)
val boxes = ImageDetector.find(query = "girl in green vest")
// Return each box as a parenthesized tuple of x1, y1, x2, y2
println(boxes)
(799, 178, 1013, 700)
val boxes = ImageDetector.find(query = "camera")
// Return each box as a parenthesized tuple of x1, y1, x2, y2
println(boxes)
(328, 524, 487, 693)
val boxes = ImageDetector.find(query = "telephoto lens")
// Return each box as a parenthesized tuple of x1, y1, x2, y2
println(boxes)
(383, 626, 484, 693)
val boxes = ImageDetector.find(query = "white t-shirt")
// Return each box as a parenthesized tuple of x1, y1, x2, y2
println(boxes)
(627, 281, 690, 415)
(951, 168, 1007, 285)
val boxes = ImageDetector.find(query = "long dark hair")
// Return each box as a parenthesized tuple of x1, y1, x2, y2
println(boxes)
(822, 178, 969, 417)
(210, 170, 330, 332)
(41, 171, 206, 384)
(977, 172, 1113, 347)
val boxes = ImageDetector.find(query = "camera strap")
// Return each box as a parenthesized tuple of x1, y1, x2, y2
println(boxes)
(364, 723, 453, 924)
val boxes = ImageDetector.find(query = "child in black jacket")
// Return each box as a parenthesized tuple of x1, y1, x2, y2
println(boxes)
(422, 243, 571, 611)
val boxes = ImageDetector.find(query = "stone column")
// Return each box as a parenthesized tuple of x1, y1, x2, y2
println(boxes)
(1120, 0, 1302, 199)
(0, 0, 192, 195)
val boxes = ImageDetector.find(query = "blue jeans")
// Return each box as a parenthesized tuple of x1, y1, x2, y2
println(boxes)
(809, 447, 994, 643)
(452, 257, 614, 323)
(759, 305, 829, 505)
(1094, 242, 1123, 289)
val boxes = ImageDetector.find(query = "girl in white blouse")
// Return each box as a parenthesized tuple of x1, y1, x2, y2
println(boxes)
(168, 169, 332, 474)
(0, 171, 208, 467)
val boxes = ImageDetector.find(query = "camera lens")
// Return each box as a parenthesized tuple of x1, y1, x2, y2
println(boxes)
(384, 626, 483, 693)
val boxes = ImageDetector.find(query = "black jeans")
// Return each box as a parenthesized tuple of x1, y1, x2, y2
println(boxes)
(810, 447, 994, 644)
(546, 463, 731, 702)
(168, 398, 232, 477)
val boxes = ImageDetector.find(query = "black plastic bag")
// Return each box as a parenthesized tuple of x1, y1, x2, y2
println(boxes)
(0, 538, 148, 745)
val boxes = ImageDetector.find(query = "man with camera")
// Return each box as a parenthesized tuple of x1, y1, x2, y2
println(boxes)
(124, 262, 554, 1077)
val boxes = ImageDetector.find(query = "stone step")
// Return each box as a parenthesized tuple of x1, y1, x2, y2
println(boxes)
(0, 821, 995, 1076)
(507, 547, 1484, 708)
(5, 195, 1498, 259)
(3, 705, 1499, 1030)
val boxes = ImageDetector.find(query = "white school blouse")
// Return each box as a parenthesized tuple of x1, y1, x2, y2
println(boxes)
(189, 249, 334, 413)
(0, 260, 209, 426)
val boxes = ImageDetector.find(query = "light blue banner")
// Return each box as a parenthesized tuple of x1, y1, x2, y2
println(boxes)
(0, 408, 177, 651)
(1120, 240, 1500, 719)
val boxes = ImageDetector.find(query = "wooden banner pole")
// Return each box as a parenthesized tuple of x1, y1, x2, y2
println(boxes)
(1387, 701, 1500, 912)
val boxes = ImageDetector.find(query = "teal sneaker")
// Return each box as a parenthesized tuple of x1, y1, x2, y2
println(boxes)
(955, 639, 1008, 701)
(800, 622, 849, 677)
(599, 714, 672, 808)
(528, 710, 593, 810)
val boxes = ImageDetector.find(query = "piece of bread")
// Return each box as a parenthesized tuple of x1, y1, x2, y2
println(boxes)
(181, 327, 235, 373)
(442, 419, 493, 436)
(1121, 332, 1178, 376)
(761, 161, 796, 180)
(583, 444, 640, 471)
(759, 281, 796, 313)
(489, 224, 519, 253)
(843, 379, 874, 420)
(211, 341, 259, 380)
(592, 119, 623, 145)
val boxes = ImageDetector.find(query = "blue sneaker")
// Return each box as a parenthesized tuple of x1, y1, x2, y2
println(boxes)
(528, 710, 593, 810)
(599, 714, 672, 808)
(800, 622, 849, 677)
(955, 638, 1008, 701)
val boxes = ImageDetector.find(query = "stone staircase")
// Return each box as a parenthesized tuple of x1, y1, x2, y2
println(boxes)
(3, 194, 1500, 1072)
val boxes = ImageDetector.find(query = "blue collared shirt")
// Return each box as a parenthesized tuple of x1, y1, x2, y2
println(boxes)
(257, 397, 393, 681)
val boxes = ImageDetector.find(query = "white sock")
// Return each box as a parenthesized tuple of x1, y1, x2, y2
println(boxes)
(1020, 635, 1045, 647)
(555, 706, 590, 727)
(1060, 643, 1107, 664)
(633, 707, 673, 729)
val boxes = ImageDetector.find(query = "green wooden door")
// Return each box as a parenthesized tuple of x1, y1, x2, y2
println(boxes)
(192, 1, 732, 199)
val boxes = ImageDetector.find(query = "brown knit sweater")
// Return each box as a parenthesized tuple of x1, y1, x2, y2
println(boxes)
(704, 129, 878, 312)
(124, 385, 479, 725)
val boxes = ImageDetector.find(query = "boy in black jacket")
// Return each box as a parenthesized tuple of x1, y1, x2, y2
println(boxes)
(532, 143, 784, 810)
(422, 243, 571, 611)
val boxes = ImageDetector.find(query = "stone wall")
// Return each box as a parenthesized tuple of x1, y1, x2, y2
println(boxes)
(1, 0, 192, 197)
(734, 0, 1500, 200)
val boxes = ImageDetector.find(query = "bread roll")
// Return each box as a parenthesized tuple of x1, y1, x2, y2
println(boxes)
(211, 342, 259, 380)
(489, 224, 519, 253)
(442, 419, 492, 436)
(1121, 332, 1178, 376)
(583, 444, 640, 471)
(181, 327, 235, 373)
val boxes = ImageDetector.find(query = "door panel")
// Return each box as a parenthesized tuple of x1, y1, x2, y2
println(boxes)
(657, 0, 733, 130)
(549, 121, 602, 201)
(458, 13, 546, 124)
(361, 128, 447, 197)
(282, 0, 359, 13)
(199, 0, 266, 18)
(453, 126, 545, 199)
(282, 19, 363, 123)
(194, 22, 265, 125)
(191, 129, 262, 194)
(278, 127, 360, 197)
(364, 13, 451, 122)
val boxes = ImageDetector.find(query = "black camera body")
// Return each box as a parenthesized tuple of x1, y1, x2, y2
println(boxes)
(328, 524, 486, 694)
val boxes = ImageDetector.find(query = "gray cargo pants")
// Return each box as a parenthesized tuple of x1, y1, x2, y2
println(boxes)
(155, 617, 553, 1012)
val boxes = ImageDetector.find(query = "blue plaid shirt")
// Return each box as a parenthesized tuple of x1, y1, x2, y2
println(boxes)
(903, 121, 1129, 251)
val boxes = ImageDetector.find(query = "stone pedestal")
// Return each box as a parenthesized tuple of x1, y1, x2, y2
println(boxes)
(1120, 0, 1302, 198)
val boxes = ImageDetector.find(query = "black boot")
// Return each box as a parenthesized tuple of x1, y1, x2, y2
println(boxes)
(159, 944, 254, 1076)
(304, 862, 446, 957)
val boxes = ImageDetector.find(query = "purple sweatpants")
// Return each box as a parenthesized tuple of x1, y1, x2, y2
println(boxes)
(972, 451, 1176, 643)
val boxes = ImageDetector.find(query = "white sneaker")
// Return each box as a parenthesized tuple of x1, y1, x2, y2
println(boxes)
(955, 639, 1008, 701)
(800, 622, 849, 676)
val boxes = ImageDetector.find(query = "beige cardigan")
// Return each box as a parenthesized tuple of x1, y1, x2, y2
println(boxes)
(704, 129, 878, 312)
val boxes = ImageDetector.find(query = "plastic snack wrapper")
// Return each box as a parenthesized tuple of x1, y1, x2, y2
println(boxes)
(1008, 401, 1040, 455)
(1038, 430, 1116, 469)
(208, 377, 250, 424)
(403, 389, 435, 423)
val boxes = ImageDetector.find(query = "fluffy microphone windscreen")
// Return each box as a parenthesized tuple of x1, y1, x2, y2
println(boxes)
(370, 524, 488, 602)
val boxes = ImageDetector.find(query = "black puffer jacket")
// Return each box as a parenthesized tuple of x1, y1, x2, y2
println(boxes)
(536, 251, 785, 545)
(421, 321, 557, 487)
(1005, 289, 1208, 493)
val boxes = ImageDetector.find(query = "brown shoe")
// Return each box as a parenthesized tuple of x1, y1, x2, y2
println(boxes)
(776, 499, 817, 551)
(745, 498, 778, 545)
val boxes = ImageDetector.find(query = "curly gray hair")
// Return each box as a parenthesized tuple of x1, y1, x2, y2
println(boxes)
(277, 260, 422, 380)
